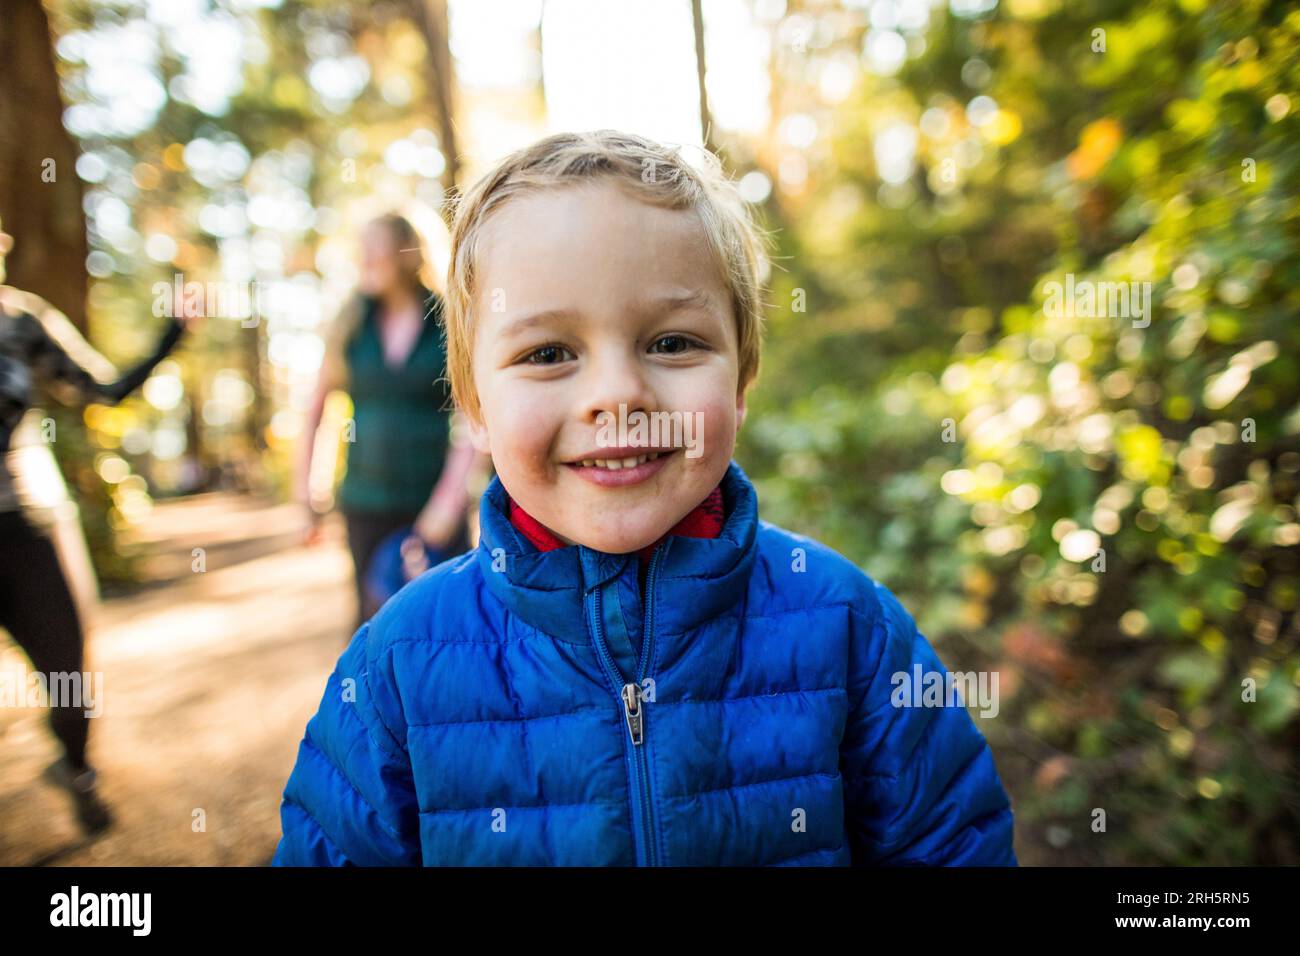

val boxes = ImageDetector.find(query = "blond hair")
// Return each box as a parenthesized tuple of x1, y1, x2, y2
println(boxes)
(443, 130, 768, 420)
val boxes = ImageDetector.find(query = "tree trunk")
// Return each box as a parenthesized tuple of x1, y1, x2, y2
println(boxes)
(690, 0, 717, 154)
(413, 0, 460, 223)
(0, 0, 89, 331)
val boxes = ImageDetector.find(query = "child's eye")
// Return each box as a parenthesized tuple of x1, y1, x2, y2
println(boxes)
(524, 344, 574, 365)
(649, 334, 699, 355)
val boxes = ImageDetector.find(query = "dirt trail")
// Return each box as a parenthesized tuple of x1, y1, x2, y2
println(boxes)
(0, 494, 357, 866)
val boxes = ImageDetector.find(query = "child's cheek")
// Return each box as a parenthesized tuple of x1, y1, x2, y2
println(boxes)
(699, 393, 738, 465)
(679, 374, 739, 467)
(499, 387, 562, 480)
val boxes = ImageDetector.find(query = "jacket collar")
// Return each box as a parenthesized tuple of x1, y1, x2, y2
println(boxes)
(476, 460, 759, 642)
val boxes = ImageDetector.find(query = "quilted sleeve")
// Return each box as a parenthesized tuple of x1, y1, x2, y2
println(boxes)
(840, 584, 1017, 866)
(272, 623, 422, 866)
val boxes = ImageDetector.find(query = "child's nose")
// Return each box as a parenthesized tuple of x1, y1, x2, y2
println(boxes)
(581, 348, 658, 424)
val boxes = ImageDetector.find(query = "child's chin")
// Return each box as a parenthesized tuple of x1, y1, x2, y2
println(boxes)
(569, 521, 668, 555)
(574, 533, 659, 555)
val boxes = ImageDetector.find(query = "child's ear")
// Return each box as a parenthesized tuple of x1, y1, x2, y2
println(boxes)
(735, 388, 748, 432)
(464, 406, 492, 455)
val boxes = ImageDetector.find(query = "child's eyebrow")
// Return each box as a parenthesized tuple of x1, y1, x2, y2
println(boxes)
(496, 309, 577, 341)
(496, 290, 719, 341)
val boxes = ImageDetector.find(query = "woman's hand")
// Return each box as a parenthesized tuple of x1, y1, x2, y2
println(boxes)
(296, 477, 326, 547)
(301, 507, 326, 547)
(412, 499, 462, 551)
(411, 431, 479, 552)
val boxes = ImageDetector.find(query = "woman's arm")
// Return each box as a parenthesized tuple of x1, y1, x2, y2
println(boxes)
(297, 298, 359, 520)
(8, 287, 186, 407)
(412, 415, 484, 549)
(295, 376, 331, 511)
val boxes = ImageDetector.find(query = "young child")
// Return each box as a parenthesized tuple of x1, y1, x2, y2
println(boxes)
(273, 130, 1017, 866)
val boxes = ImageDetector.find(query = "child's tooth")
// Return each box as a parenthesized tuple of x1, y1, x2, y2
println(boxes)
(635, 454, 647, 466)
(648, 452, 659, 461)
(582, 460, 594, 467)
(605, 458, 623, 470)
(621, 457, 637, 468)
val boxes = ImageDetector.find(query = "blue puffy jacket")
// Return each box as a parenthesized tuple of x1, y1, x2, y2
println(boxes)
(273, 461, 1017, 866)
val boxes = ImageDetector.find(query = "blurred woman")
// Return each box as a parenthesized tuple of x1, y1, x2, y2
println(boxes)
(297, 213, 478, 631)
(0, 220, 191, 834)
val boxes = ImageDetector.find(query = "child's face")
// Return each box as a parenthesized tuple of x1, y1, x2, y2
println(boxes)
(466, 179, 746, 554)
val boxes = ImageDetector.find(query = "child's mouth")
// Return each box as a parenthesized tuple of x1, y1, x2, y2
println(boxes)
(563, 448, 678, 487)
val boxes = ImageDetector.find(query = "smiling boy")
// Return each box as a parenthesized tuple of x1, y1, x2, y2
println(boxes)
(273, 130, 1017, 866)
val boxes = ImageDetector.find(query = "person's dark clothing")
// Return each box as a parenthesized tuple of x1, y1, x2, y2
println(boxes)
(0, 286, 183, 774)
(333, 290, 465, 629)
(0, 510, 89, 767)
(337, 291, 453, 516)
(1, 286, 183, 511)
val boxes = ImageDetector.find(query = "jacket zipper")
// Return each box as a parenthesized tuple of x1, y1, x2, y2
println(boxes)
(588, 549, 662, 866)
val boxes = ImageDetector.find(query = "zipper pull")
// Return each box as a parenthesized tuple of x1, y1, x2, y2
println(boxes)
(621, 682, 644, 746)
